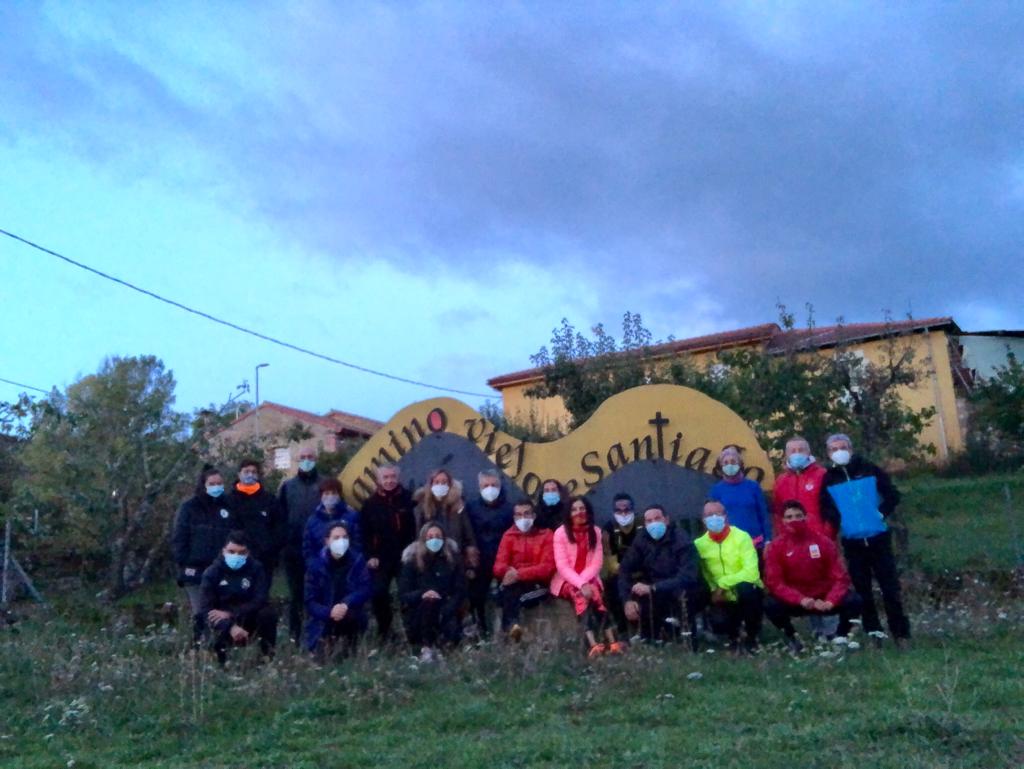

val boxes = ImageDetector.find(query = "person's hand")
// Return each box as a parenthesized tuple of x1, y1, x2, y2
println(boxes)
(580, 583, 594, 600)
(330, 603, 348, 621)
(631, 582, 652, 597)
(815, 600, 834, 612)
(422, 590, 442, 601)
(207, 609, 231, 625)
(712, 588, 728, 605)
(624, 601, 640, 622)
(367, 558, 380, 570)
(229, 624, 249, 643)
(799, 597, 816, 610)
(501, 568, 519, 586)
(466, 547, 481, 568)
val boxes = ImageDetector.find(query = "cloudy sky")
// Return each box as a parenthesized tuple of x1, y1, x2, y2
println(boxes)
(2, 2, 1021, 422)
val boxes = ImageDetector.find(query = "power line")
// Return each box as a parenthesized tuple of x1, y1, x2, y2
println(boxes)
(0, 376, 49, 395)
(1, 227, 495, 399)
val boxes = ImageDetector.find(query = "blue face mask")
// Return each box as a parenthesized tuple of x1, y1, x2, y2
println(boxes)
(239, 472, 259, 485)
(542, 491, 561, 506)
(206, 485, 225, 498)
(721, 464, 741, 477)
(787, 453, 811, 471)
(298, 459, 316, 473)
(224, 553, 247, 570)
(704, 515, 726, 534)
(645, 521, 667, 540)
(425, 537, 444, 553)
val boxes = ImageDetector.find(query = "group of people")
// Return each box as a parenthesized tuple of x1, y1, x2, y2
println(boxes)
(171, 432, 910, 663)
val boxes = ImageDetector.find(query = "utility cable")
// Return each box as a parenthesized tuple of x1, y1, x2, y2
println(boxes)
(0, 376, 50, 395)
(0, 227, 494, 398)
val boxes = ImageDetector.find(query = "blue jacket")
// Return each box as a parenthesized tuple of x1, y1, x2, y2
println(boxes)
(302, 503, 362, 564)
(304, 547, 371, 650)
(709, 478, 771, 543)
(465, 491, 515, 562)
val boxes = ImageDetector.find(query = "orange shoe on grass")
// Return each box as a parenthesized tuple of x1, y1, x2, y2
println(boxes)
(588, 643, 607, 658)
(607, 641, 627, 655)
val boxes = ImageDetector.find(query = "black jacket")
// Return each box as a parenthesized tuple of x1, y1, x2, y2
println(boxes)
(226, 484, 286, 567)
(465, 492, 515, 562)
(277, 470, 322, 553)
(360, 486, 417, 564)
(602, 519, 639, 565)
(820, 455, 901, 526)
(398, 545, 466, 615)
(618, 525, 701, 603)
(171, 493, 236, 584)
(198, 555, 270, 620)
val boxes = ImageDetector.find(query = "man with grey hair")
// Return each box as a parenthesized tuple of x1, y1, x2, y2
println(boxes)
(772, 436, 836, 539)
(465, 468, 515, 638)
(820, 433, 909, 645)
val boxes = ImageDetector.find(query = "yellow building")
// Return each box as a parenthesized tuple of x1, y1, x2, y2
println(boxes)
(487, 317, 975, 462)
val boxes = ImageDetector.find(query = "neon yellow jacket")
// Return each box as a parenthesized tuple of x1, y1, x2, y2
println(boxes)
(694, 527, 762, 600)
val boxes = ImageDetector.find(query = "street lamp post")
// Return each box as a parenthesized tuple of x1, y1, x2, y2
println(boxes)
(254, 363, 269, 443)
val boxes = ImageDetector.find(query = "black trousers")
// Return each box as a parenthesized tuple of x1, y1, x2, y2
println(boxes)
(283, 552, 305, 643)
(468, 554, 498, 637)
(498, 581, 548, 631)
(210, 606, 278, 663)
(603, 575, 628, 635)
(691, 582, 763, 643)
(371, 558, 402, 640)
(316, 616, 363, 659)
(842, 531, 910, 639)
(764, 591, 863, 638)
(402, 599, 462, 648)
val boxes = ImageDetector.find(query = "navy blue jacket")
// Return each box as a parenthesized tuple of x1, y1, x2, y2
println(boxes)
(465, 491, 515, 562)
(304, 548, 371, 650)
(302, 503, 362, 564)
(618, 525, 701, 603)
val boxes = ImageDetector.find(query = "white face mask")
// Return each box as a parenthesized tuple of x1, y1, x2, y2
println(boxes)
(613, 512, 635, 528)
(514, 517, 534, 533)
(322, 495, 340, 509)
(329, 538, 350, 558)
(830, 449, 852, 466)
(480, 485, 500, 503)
(431, 483, 450, 500)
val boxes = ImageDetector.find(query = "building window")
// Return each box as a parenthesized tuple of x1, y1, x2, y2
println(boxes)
(273, 447, 292, 470)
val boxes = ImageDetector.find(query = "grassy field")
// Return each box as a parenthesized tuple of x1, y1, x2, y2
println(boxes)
(1, 472, 1022, 769)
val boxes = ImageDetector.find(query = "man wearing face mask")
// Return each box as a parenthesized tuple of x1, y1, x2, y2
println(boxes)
(464, 469, 515, 638)
(772, 437, 836, 539)
(764, 500, 863, 653)
(226, 459, 286, 587)
(199, 531, 278, 664)
(601, 493, 640, 635)
(277, 447, 323, 644)
(360, 463, 417, 642)
(302, 478, 361, 566)
(493, 499, 555, 639)
(693, 500, 764, 653)
(617, 504, 702, 645)
(819, 433, 909, 644)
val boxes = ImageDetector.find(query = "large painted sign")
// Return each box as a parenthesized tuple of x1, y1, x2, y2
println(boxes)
(340, 385, 774, 524)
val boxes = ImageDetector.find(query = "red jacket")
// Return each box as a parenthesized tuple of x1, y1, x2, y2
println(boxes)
(493, 526, 555, 584)
(772, 463, 835, 538)
(764, 529, 850, 607)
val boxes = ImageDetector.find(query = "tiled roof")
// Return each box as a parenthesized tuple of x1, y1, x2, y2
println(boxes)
(229, 401, 382, 437)
(486, 317, 960, 390)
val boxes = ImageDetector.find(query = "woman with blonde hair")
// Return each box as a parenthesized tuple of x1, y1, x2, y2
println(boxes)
(413, 468, 479, 575)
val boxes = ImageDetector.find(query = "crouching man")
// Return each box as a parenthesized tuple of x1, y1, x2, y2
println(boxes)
(199, 530, 278, 665)
(493, 499, 555, 640)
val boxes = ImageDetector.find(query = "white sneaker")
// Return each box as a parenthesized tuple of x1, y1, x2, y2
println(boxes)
(831, 636, 849, 646)
(419, 646, 436, 663)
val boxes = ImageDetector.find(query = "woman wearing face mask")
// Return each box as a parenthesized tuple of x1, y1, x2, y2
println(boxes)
(302, 478, 362, 566)
(172, 465, 235, 645)
(709, 446, 771, 551)
(535, 479, 569, 531)
(551, 496, 625, 657)
(398, 522, 467, 661)
(413, 469, 479, 576)
(304, 521, 371, 657)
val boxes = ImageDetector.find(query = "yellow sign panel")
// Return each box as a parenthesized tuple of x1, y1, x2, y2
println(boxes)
(340, 384, 774, 507)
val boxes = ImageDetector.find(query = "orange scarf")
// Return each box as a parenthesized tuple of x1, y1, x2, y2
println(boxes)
(236, 481, 261, 495)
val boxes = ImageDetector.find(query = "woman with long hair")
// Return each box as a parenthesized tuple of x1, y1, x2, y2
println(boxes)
(413, 469, 479, 574)
(398, 521, 467, 661)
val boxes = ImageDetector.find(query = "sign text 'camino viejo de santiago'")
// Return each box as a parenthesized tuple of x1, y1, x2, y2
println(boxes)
(340, 385, 774, 524)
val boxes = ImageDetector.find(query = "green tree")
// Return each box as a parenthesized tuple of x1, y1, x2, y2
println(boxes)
(970, 350, 1024, 450)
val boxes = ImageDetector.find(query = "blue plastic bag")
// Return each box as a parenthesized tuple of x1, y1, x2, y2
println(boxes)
(827, 476, 887, 539)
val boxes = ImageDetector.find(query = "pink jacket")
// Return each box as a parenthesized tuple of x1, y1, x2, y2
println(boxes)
(550, 524, 604, 596)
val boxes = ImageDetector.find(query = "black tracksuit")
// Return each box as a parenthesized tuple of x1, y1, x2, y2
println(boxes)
(398, 546, 466, 648)
(618, 526, 703, 642)
(226, 484, 286, 576)
(172, 493, 236, 585)
(360, 486, 417, 639)
(601, 520, 639, 634)
(821, 456, 910, 639)
(199, 556, 278, 661)
(277, 470, 323, 642)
